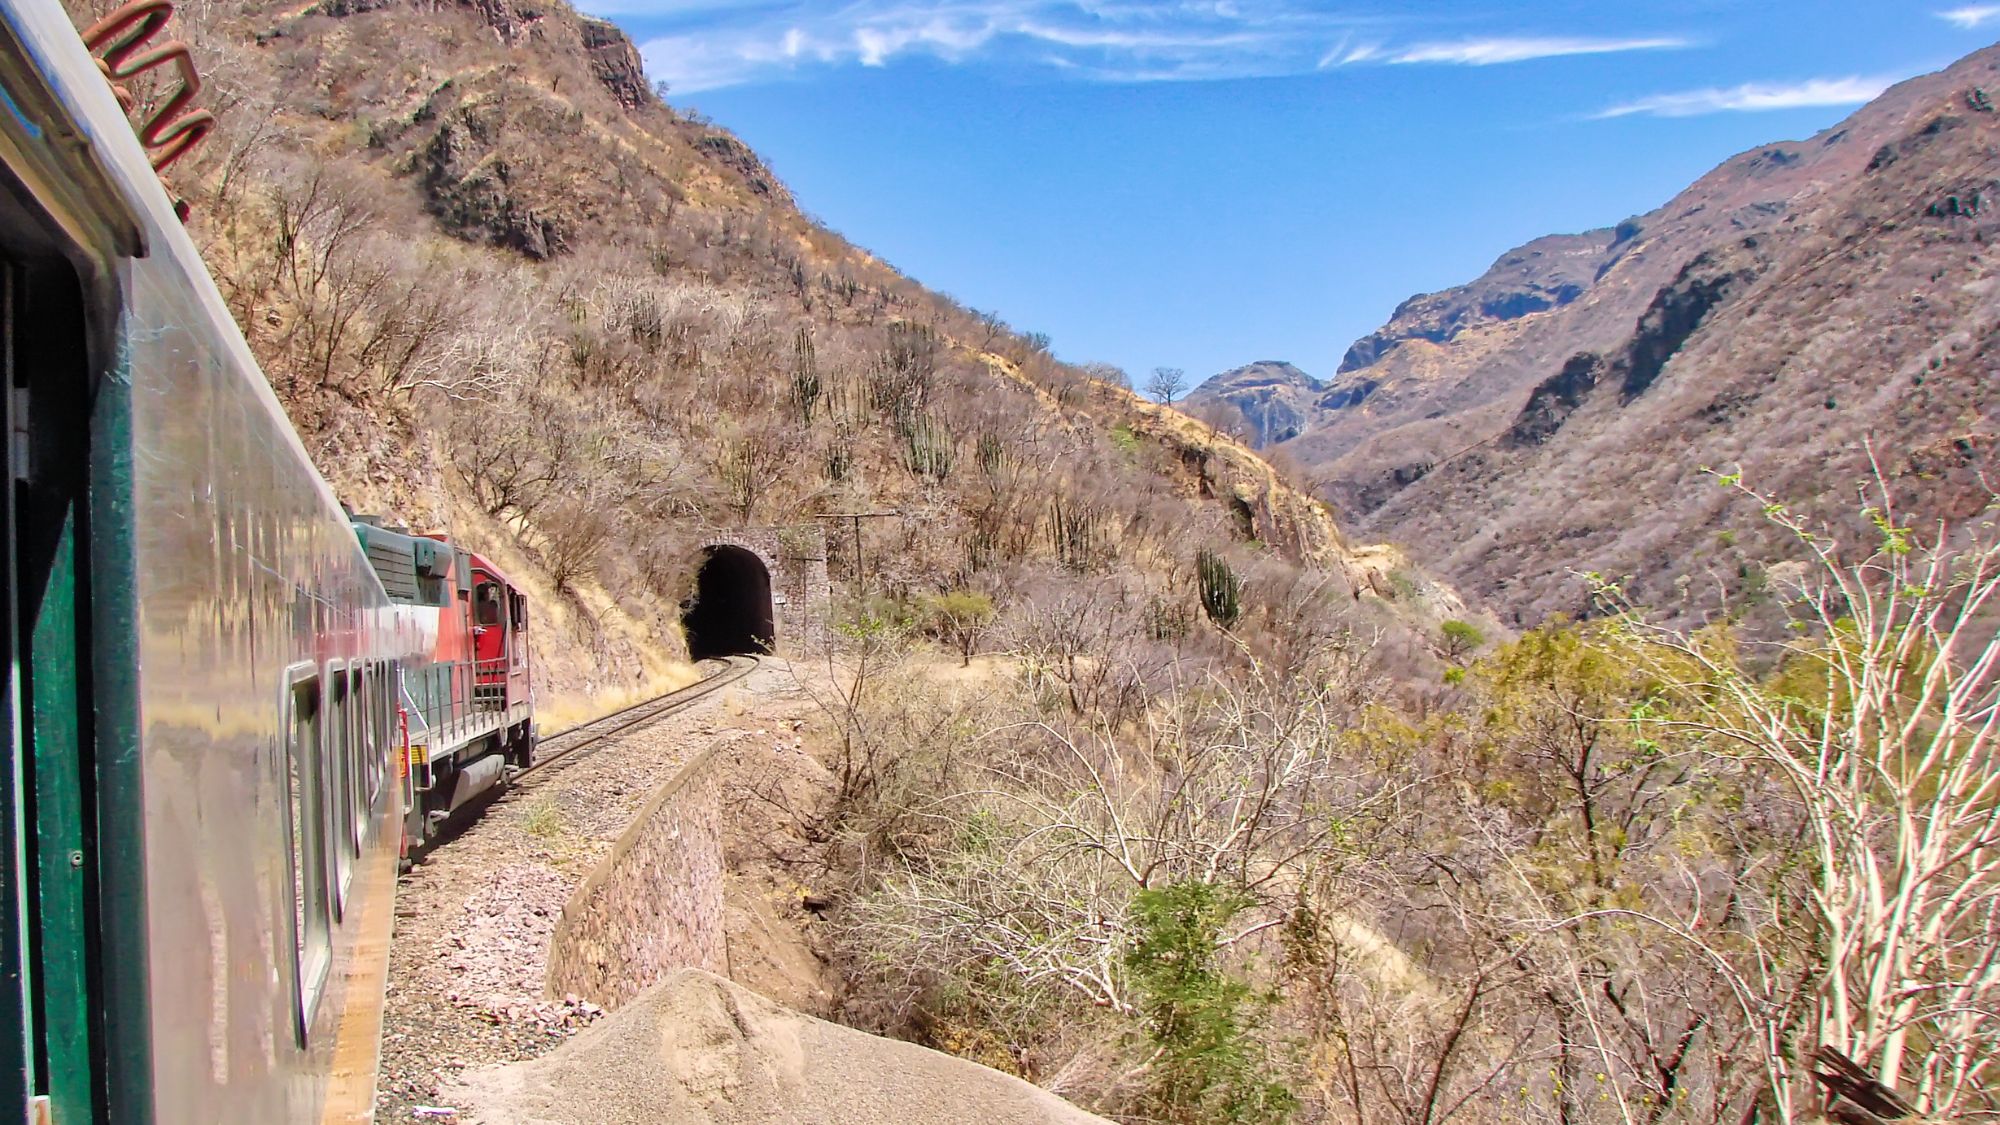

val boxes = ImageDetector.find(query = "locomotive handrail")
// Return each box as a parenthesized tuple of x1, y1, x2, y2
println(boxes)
(402, 657, 516, 753)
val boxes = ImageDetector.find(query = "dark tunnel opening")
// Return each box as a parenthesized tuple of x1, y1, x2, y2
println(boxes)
(682, 544, 776, 660)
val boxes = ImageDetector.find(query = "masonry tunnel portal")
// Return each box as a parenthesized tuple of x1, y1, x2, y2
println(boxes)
(682, 544, 776, 660)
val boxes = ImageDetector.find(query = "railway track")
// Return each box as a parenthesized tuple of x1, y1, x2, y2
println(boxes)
(516, 653, 759, 787)
(409, 655, 759, 861)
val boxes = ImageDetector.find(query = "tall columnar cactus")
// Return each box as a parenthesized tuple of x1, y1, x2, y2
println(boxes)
(1197, 548, 1243, 629)
(901, 411, 955, 482)
(790, 326, 821, 425)
(824, 420, 854, 481)
(1050, 496, 1102, 573)
(976, 431, 1007, 476)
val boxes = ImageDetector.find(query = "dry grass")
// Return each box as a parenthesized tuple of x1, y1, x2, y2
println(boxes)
(538, 664, 701, 736)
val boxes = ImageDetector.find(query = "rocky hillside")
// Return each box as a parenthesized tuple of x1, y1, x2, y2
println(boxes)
(444, 970, 1113, 1124)
(77, 0, 1458, 708)
(1255, 46, 2000, 622)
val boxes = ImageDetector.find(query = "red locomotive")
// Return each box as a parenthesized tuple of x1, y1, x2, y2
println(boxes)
(353, 517, 536, 862)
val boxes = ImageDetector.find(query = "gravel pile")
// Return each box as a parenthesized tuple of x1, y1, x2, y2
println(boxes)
(440, 969, 1114, 1125)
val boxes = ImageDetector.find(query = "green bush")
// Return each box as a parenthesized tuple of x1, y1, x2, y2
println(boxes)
(1126, 882, 1295, 1124)
(1439, 618, 1486, 661)
(924, 589, 996, 666)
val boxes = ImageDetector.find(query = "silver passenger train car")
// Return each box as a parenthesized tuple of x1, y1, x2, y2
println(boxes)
(0, 0, 416, 1120)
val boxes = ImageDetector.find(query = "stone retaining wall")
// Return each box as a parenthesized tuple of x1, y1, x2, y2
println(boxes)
(543, 736, 735, 1007)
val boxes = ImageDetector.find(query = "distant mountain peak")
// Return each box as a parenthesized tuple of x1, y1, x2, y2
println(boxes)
(1186, 361, 1325, 448)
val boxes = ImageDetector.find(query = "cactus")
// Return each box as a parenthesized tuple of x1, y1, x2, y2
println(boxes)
(1147, 594, 1193, 643)
(790, 327, 821, 425)
(1049, 496, 1102, 573)
(976, 431, 1007, 476)
(900, 411, 954, 482)
(871, 322, 939, 419)
(967, 510, 1001, 571)
(1197, 548, 1243, 629)
(824, 421, 854, 481)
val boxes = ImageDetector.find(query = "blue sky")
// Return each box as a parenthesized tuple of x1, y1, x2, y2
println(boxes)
(576, 1, 2000, 384)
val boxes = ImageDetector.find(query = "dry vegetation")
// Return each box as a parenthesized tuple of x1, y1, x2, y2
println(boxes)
(70, 1, 2000, 1119)
(1246, 49, 2000, 628)
(781, 482, 2000, 1124)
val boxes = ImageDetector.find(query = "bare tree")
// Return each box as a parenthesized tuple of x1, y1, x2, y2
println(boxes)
(1146, 366, 1187, 407)
(538, 495, 613, 594)
(1078, 361, 1130, 390)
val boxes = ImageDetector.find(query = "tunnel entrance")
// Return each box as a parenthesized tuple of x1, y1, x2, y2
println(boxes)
(682, 544, 776, 660)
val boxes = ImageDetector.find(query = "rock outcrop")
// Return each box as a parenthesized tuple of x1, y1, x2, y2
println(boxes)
(1335, 229, 1622, 374)
(1184, 360, 1324, 448)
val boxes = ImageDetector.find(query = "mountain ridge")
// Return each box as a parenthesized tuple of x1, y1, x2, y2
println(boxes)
(1219, 45, 2000, 620)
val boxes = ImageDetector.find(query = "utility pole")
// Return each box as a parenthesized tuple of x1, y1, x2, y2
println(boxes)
(814, 511, 899, 610)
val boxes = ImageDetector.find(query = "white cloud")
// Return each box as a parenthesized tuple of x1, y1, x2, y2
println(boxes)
(1389, 36, 1688, 66)
(1595, 75, 1898, 118)
(628, 1, 1696, 94)
(1938, 4, 2000, 28)
(639, 1, 1364, 92)
(1316, 32, 1381, 68)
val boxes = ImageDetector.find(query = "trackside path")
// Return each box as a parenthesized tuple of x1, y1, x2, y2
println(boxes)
(374, 660, 793, 1122)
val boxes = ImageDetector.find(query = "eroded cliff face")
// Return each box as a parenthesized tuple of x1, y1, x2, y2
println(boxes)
(1336, 229, 1622, 374)
(1258, 49, 2000, 623)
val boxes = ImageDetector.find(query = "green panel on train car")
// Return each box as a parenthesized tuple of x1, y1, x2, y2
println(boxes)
(29, 511, 93, 1123)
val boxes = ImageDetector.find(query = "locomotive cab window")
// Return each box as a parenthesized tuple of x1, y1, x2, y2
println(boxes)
(475, 581, 503, 627)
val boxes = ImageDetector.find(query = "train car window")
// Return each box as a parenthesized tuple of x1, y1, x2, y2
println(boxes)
(325, 665, 352, 920)
(363, 663, 384, 809)
(347, 667, 366, 853)
(475, 581, 502, 627)
(378, 663, 392, 803)
(381, 663, 397, 800)
(284, 667, 330, 1043)
(512, 592, 527, 631)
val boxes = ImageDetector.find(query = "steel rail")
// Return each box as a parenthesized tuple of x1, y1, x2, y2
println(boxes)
(515, 654, 758, 787)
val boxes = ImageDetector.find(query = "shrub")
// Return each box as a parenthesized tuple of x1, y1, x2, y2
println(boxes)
(1126, 882, 1295, 1124)
(1438, 618, 1486, 661)
(924, 589, 996, 666)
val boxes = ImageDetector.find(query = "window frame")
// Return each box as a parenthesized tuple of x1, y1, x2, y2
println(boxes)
(280, 662, 330, 1046)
